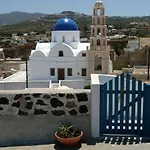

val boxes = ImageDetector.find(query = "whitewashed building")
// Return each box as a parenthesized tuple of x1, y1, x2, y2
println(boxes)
(29, 18, 90, 82)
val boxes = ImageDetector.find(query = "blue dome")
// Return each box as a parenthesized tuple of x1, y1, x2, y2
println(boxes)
(54, 18, 78, 31)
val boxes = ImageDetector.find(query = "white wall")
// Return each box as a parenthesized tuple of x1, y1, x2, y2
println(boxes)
(99, 74, 116, 84)
(29, 58, 88, 82)
(0, 81, 50, 90)
(60, 79, 91, 89)
(29, 43, 88, 82)
(28, 81, 49, 88)
(51, 31, 80, 48)
(20, 63, 26, 71)
(0, 82, 26, 90)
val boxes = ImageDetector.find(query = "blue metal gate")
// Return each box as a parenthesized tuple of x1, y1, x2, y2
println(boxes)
(100, 73, 150, 136)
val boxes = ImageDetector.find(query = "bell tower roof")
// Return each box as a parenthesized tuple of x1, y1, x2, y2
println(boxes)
(95, 0, 104, 7)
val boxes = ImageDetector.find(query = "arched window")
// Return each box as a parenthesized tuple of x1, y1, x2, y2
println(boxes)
(97, 39, 100, 46)
(97, 28, 100, 34)
(62, 36, 65, 42)
(93, 9, 95, 15)
(59, 51, 64, 57)
(97, 9, 101, 15)
(73, 36, 75, 42)
(94, 55, 102, 71)
(53, 36, 56, 42)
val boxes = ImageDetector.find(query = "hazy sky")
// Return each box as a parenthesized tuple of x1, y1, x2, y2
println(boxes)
(0, 0, 149, 16)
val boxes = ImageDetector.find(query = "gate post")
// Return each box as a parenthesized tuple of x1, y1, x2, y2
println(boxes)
(143, 84, 150, 136)
(91, 75, 100, 138)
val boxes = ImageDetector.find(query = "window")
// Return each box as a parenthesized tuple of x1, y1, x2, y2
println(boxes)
(82, 53, 86, 57)
(53, 36, 56, 42)
(50, 68, 55, 76)
(73, 36, 75, 42)
(62, 36, 65, 42)
(94, 55, 102, 71)
(97, 9, 101, 15)
(97, 39, 100, 46)
(67, 68, 72, 76)
(93, 9, 95, 15)
(59, 51, 64, 57)
(97, 28, 100, 34)
(82, 68, 87, 76)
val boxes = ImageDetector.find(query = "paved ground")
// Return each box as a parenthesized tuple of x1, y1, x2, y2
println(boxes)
(0, 137, 150, 150)
(0, 143, 150, 150)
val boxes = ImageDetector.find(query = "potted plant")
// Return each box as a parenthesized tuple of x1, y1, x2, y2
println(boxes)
(55, 121, 83, 146)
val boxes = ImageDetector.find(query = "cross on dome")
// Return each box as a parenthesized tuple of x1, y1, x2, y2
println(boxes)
(96, 0, 103, 3)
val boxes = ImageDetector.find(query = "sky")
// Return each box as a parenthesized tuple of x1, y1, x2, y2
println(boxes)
(0, 0, 150, 16)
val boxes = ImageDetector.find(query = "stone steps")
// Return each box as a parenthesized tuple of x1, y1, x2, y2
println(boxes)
(51, 83, 59, 89)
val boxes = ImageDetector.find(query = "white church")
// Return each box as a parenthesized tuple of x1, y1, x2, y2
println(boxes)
(0, 0, 112, 89)
(29, 18, 90, 82)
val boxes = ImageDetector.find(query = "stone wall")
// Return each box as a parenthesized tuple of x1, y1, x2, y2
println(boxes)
(0, 89, 91, 146)
(0, 90, 90, 116)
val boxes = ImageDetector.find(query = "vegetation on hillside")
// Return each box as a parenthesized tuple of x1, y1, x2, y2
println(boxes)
(1, 11, 150, 37)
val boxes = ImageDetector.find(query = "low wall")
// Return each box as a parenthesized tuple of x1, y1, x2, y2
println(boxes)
(60, 80, 91, 89)
(0, 89, 91, 146)
(0, 81, 50, 90)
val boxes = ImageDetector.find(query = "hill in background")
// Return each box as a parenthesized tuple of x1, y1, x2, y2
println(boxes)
(0, 11, 48, 25)
(0, 11, 150, 36)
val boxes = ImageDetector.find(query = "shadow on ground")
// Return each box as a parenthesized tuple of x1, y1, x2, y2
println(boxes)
(54, 141, 82, 150)
(0, 136, 150, 149)
(53, 136, 150, 149)
(84, 136, 150, 145)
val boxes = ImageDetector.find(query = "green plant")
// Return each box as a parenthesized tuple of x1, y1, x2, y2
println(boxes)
(57, 121, 81, 138)
(84, 85, 91, 89)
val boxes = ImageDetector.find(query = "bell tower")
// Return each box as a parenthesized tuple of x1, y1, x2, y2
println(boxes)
(90, 0, 107, 50)
(87, 0, 111, 78)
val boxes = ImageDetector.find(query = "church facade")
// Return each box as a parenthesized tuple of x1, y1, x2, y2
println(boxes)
(28, 0, 112, 82)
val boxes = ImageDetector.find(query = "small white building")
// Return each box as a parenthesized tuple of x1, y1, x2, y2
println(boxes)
(29, 18, 90, 82)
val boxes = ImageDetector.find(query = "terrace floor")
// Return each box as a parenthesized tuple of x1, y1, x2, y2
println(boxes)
(0, 136, 150, 150)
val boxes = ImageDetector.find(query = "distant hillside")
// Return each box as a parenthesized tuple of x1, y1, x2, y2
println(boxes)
(0, 11, 48, 25)
(0, 11, 150, 36)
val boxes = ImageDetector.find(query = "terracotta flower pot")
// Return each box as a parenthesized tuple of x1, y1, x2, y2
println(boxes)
(55, 131, 83, 146)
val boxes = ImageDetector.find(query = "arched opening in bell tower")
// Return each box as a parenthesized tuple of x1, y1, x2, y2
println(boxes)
(97, 39, 100, 46)
(92, 28, 95, 36)
(97, 9, 101, 16)
(94, 55, 102, 71)
(97, 28, 100, 35)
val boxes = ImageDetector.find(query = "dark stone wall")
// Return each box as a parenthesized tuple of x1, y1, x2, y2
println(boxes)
(0, 91, 91, 116)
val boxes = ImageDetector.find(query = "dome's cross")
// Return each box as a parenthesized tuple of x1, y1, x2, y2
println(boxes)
(96, 0, 103, 3)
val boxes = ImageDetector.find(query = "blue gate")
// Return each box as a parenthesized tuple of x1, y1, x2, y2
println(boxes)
(100, 73, 150, 136)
